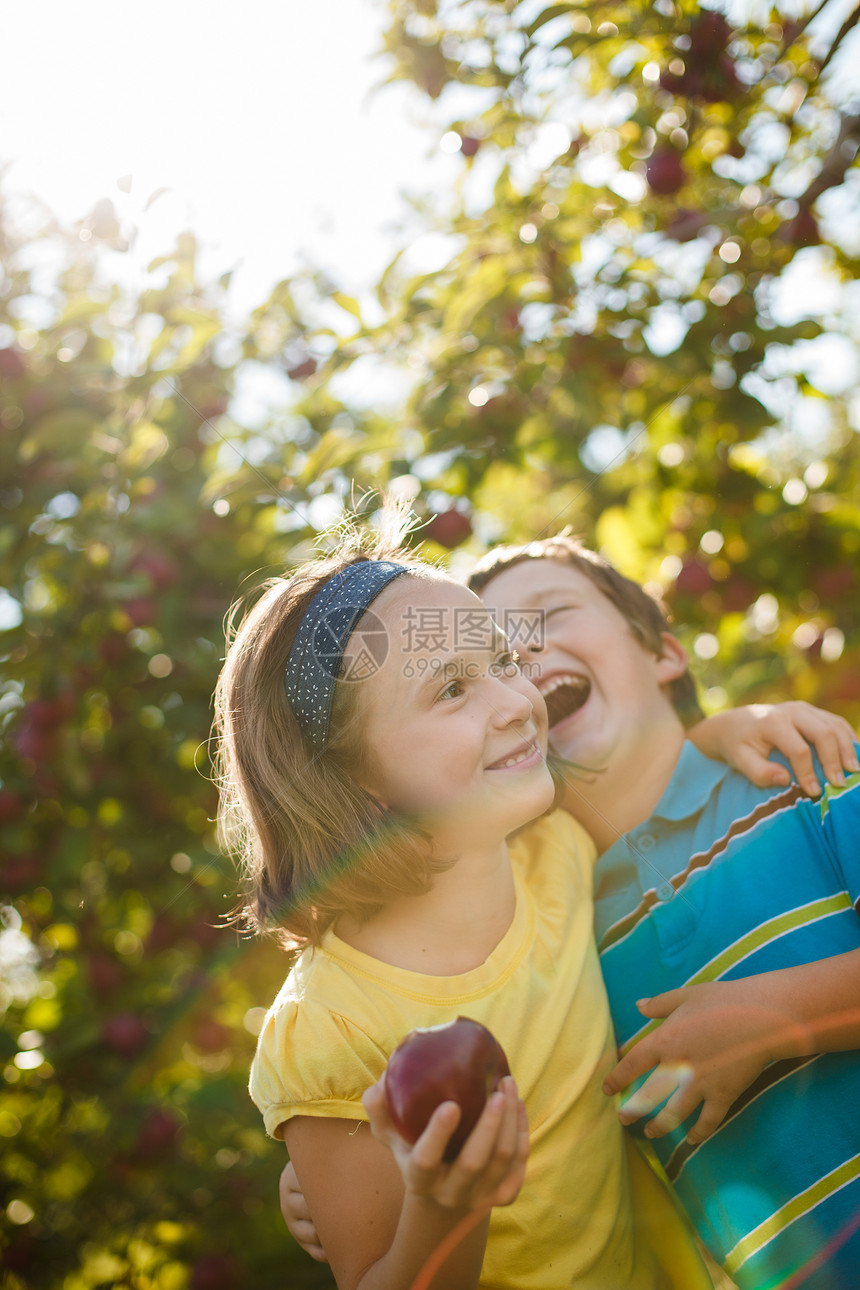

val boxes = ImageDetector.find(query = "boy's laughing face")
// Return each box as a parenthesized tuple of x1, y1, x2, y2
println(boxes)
(479, 558, 688, 775)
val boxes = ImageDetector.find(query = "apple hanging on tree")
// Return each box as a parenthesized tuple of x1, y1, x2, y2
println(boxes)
(688, 9, 731, 56)
(646, 149, 686, 196)
(425, 508, 473, 549)
(101, 1012, 150, 1059)
(780, 208, 821, 248)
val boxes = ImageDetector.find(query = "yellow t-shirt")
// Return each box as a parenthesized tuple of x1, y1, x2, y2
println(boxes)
(250, 811, 711, 1290)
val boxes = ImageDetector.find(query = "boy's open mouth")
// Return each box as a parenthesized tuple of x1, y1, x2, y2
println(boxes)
(541, 674, 591, 729)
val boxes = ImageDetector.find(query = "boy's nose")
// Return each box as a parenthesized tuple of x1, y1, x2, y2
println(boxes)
(507, 624, 543, 655)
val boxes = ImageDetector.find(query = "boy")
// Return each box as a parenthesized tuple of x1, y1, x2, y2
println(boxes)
(473, 535, 860, 1290)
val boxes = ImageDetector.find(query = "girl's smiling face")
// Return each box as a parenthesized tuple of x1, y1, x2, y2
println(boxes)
(352, 577, 553, 846)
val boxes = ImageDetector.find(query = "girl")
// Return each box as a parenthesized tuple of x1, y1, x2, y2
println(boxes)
(214, 523, 714, 1290)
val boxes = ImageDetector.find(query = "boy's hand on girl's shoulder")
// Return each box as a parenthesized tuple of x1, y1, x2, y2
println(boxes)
(601, 979, 785, 1145)
(689, 701, 858, 799)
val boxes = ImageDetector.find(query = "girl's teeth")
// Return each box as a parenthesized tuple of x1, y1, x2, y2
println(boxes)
(499, 749, 531, 769)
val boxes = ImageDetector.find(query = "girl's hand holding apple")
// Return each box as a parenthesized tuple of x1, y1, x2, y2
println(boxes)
(363, 1073, 529, 1214)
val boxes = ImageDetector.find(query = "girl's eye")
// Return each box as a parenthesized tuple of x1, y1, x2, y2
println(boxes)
(491, 650, 521, 677)
(546, 605, 577, 618)
(439, 678, 465, 701)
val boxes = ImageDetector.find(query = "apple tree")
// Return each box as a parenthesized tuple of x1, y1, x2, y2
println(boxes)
(0, 196, 341, 1287)
(282, 0, 860, 716)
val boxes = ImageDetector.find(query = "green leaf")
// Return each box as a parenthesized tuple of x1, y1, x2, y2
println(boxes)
(331, 292, 363, 323)
(523, 3, 576, 39)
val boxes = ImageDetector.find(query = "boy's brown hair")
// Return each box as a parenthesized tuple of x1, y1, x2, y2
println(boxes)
(467, 532, 703, 727)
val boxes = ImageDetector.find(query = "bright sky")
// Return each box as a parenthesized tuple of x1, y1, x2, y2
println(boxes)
(2, 1, 856, 427)
(1, 0, 452, 312)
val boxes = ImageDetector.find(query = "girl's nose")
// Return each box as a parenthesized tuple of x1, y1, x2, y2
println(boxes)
(489, 676, 534, 727)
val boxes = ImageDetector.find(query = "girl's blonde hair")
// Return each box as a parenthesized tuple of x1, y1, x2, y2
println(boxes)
(213, 518, 450, 951)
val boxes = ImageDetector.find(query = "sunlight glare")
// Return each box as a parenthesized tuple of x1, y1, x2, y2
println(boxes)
(0, 1, 438, 308)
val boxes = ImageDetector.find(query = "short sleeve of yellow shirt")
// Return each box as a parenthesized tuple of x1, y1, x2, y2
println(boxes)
(250, 811, 711, 1290)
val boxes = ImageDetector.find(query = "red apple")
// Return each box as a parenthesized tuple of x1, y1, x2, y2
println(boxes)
(286, 356, 317, 381)
(0, 853, 43, 891)
(129, 550, 179, 591)
(0, 347, 27, 380)
(721, 575, 757, 613)
(101, 1012, 149, 1058)
(194, 1019, 231, 1053)
(659, 65, 687, 95)
(780, 208, 820, 248)
(87, 952, 124, 1000)
(26, 694, 73, 728)
(665, 207, 706, 242)
(384, 1017, 510, 1162)
(646, 150, 686, 196)
(190, 1254, 243, 1290)
(688, 10, 732, 62)
(829, 670, 860, 703)
(425, 510, 472, 549)
(812, 563, 855, 599)
(145, 912, 181, 954)
(187, 912, 224, 950)
(673, 558, 713, 597)
(2, 1232, 35, 1274)
(14, 720, 58, 764)
(99, 632, 129, 665)
(0, 788, 25, 823)
(136, 1106, 181, 1158)
(122, 596, 157, 627)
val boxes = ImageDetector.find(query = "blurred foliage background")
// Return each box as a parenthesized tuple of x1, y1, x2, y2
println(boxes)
(1, 0, 858, 1286)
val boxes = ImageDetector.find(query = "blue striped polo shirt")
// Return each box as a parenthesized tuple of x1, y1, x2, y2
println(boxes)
(594, 742, 860, 1290)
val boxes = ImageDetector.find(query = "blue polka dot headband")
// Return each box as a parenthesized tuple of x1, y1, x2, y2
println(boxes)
(284, 560, 409, 750)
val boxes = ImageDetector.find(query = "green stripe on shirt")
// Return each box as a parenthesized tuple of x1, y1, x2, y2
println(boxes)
(619, 895, 853, 1053)
(724, 1152, 860, 1276)
(819, 770, 860, 822)
(686, 894, 853, 987)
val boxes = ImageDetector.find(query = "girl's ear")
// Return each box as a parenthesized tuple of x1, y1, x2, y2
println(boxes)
(655, 633, 689, 684)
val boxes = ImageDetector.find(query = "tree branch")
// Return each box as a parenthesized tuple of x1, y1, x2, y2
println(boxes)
(776, 0, 831, 63)
(799, 111, 860, 208)
(815, 1, 860, 75)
